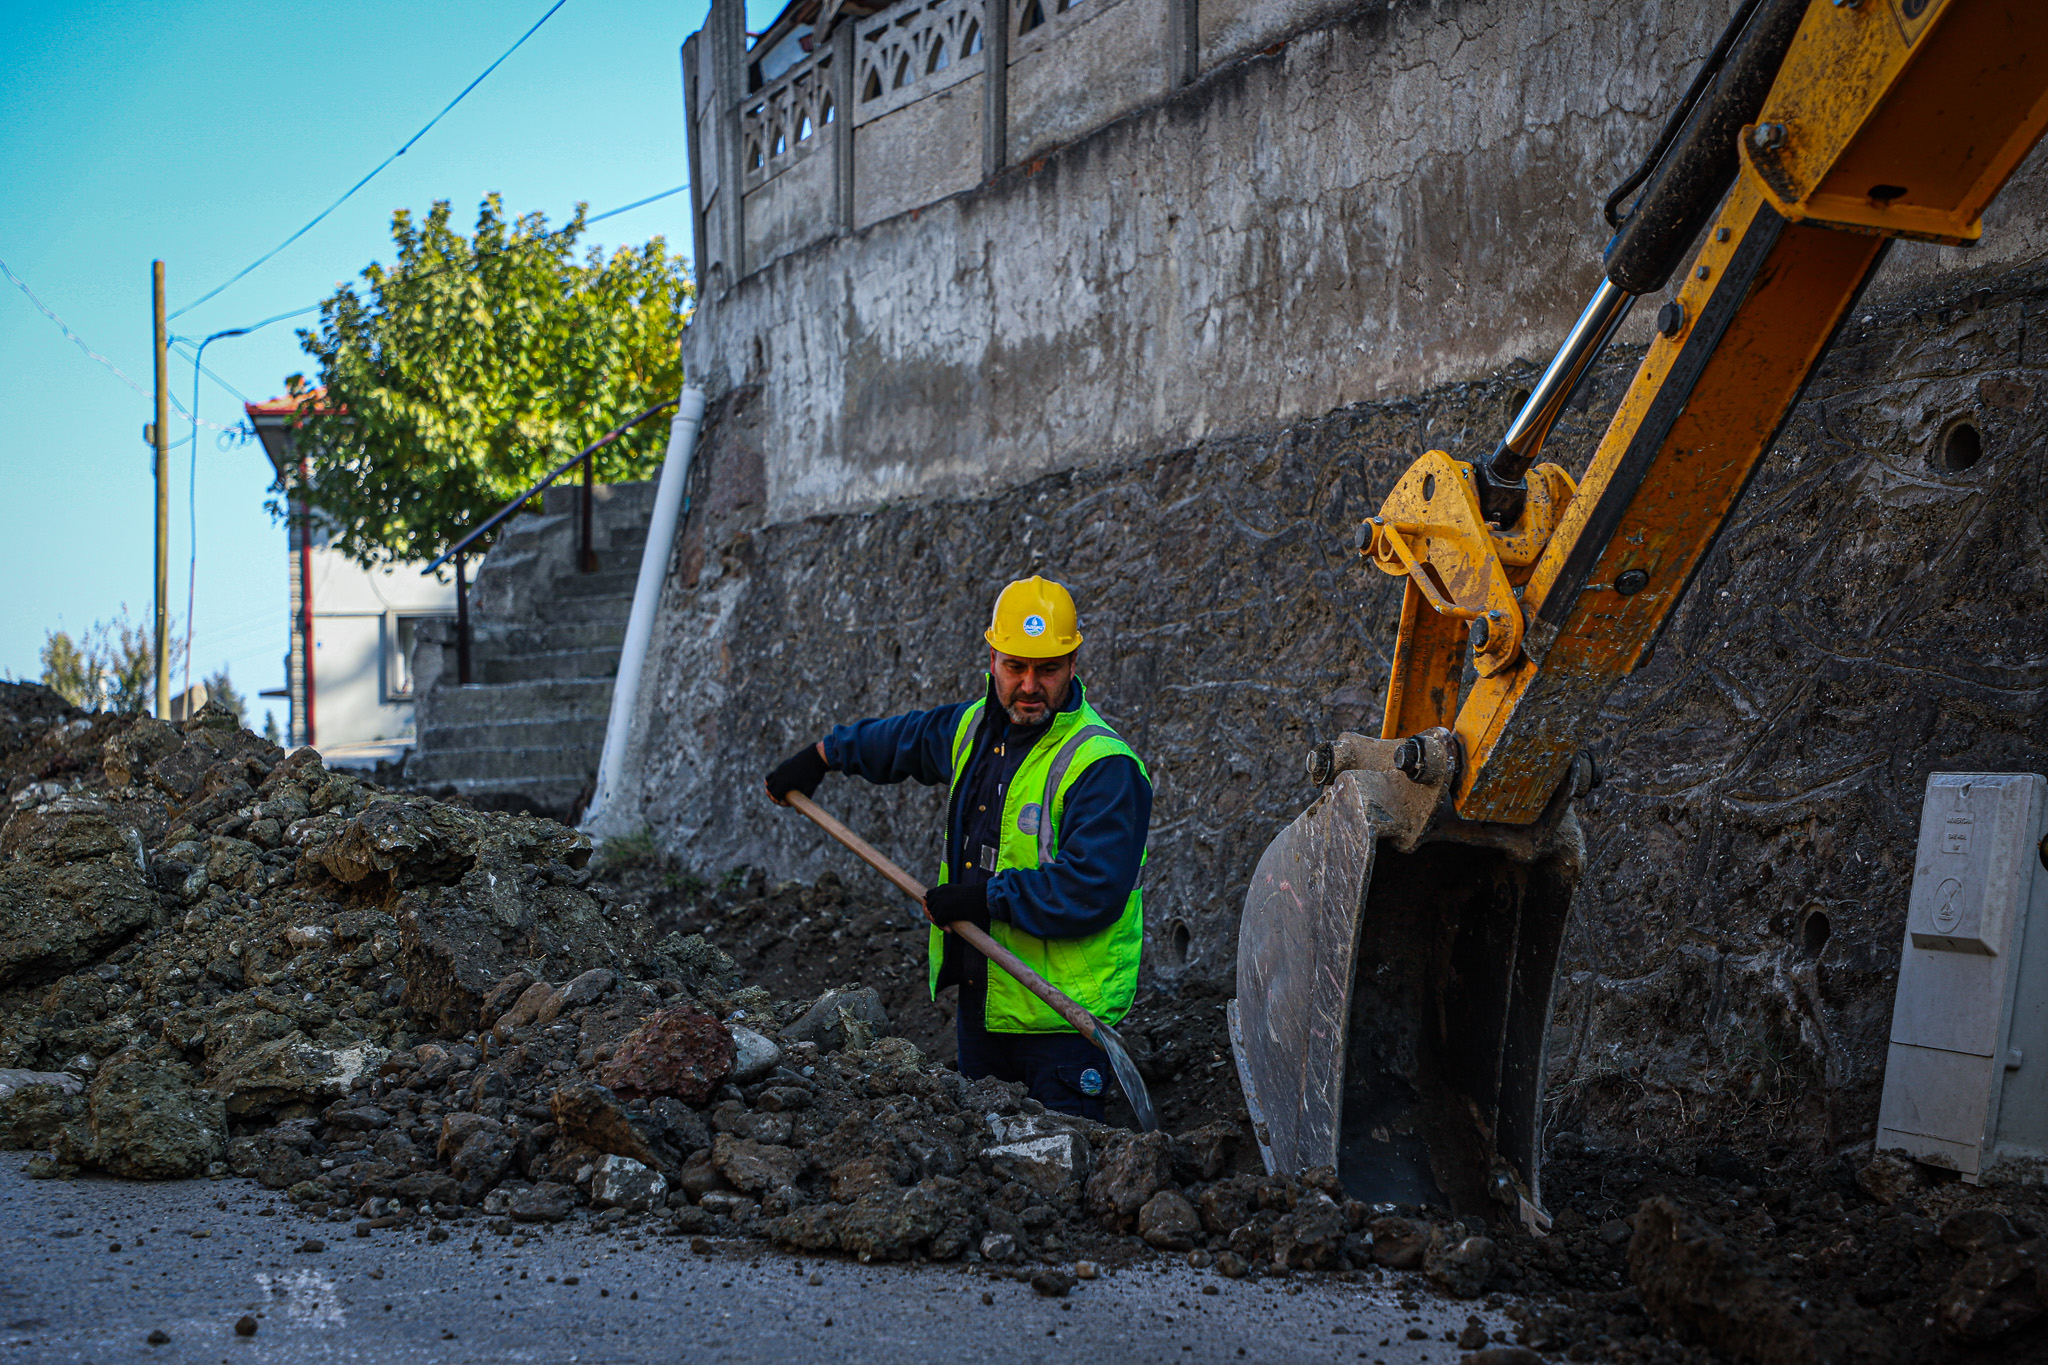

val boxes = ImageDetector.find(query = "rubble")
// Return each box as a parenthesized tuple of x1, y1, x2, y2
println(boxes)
(11, 681, 2048, 1362)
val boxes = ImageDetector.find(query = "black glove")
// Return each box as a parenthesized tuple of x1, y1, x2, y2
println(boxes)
(765, 742, 830, 805)
(924, 881, 991, 932)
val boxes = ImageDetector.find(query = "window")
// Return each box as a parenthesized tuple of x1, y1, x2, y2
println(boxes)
(384, 612, 451, 701)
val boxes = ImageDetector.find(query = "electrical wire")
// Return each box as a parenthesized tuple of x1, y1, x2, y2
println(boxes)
(169, 0, 573, 321)
(585, 182, 690, 224)
(2, 256, 154, 400)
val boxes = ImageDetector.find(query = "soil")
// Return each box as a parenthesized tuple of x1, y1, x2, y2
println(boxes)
(7, 680, 2048, 1363)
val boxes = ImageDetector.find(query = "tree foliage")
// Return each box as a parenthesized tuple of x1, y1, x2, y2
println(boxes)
(205, 667, 248, 724)
(39, 610, 182, 714)
(284, 196, 694, 567)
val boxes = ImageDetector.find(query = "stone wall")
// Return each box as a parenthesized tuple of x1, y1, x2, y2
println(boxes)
(620, 0, 2048, 1155)
(612, 259, 2048, 1152)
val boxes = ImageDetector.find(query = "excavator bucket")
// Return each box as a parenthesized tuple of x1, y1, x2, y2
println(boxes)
(1230, 731, 1582, 1227)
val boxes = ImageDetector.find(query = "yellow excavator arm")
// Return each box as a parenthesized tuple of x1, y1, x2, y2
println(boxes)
(1232, 0, 2048, 1225)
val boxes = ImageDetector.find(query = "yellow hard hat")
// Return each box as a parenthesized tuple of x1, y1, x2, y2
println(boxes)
(984, 576, 1083, 658)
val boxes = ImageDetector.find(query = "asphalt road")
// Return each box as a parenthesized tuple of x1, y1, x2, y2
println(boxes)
(0, 1157, 1514, 1364)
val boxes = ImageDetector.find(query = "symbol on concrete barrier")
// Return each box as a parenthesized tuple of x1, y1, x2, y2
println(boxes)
(1932, 877, 1964, 933)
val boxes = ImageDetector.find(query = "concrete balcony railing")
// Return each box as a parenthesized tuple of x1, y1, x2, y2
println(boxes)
(681, 0, 1362, 288)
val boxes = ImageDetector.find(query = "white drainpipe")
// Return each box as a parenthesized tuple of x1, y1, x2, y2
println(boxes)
(582, 384, 707, 833)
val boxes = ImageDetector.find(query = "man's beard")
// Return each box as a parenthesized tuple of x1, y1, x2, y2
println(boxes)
(998, 677, 1067, 727)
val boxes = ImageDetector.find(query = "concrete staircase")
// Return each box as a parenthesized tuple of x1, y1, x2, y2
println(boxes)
(407, 481, 655, 818)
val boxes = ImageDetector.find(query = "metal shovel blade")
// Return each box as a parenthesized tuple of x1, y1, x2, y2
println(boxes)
(1232, 766, 1579, 1220)
(1092, 1019, 1159, 1133)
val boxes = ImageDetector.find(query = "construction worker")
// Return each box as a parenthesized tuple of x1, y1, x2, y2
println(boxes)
(764, 576, 1151, 1121)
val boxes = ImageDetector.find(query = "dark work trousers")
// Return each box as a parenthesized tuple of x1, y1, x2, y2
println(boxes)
(955, 978, 1111, 1122)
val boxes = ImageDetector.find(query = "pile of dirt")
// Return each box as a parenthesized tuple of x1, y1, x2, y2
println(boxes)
(0, 684, 1293, 1276)
(592, 851, 1252, 1134)
(15, 682, 2048, 1363)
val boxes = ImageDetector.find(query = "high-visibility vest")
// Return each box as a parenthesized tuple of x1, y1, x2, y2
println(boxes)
(929, 688, 1147, 1032)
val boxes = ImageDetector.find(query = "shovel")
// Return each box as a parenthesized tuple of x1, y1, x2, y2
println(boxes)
(785, 791, 1159, 1132)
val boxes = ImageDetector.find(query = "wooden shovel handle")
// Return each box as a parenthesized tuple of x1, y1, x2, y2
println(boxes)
(785, 791, 1108, 1042)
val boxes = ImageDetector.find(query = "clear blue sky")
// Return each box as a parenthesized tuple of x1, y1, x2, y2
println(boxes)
(1, 0, 784, 731)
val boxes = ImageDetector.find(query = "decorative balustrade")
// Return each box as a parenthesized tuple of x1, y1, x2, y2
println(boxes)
(853, 0, 987, 125)
(740, 49, 838, 192)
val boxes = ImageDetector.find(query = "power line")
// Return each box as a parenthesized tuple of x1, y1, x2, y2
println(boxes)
(169, 0, 573, 321)
(586, 182, 689, 224)
(2, 256, 154, 399)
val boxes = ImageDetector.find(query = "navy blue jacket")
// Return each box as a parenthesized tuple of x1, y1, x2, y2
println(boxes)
(821, 679, 1150, 942)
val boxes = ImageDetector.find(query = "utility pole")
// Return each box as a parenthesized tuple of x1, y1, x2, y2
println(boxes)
(152, 261, 170, 720)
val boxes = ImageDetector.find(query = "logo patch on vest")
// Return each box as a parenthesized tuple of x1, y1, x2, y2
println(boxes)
(1022, 613, 1046, 637)
(1078, 1068, 1103, 1096)
(1018, 803, 1043, 836)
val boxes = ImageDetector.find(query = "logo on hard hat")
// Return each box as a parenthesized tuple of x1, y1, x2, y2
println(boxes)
(1022, 614, 1046, 637)
(1078, 1068, 1103, 1096)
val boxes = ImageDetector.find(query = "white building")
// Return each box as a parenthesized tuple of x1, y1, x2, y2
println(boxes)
(246, 392, 456, 766)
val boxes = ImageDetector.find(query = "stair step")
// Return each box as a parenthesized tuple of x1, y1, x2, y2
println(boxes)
(422, 678, 614, 724)
(409, 745, 601, 782)
(420, 716, 610, 751)
(537, 593, 635, 622)
(479, 648, 621, 684)
(474, 621, 628, 653)
(555, 569, 642, 599)
(413, 775, 589, 816)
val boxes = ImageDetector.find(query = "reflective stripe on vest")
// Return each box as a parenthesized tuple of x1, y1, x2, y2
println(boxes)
(927, 686, 1146, 1033)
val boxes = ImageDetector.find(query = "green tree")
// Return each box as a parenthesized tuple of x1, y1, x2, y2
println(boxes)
(39, 610, 182, 713)
(282, 196, 694, 568)
(204, 666, 248, 724)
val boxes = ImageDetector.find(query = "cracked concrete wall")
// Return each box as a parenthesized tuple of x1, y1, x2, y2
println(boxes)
(683, 0, 2048, 526)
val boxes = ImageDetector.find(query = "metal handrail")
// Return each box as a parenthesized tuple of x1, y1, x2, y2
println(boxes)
(421, 399, 678, 574)
(419, 397, 679, 684)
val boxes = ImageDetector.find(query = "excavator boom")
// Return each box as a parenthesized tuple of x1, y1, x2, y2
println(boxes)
(1233, 0, 2048, 1223)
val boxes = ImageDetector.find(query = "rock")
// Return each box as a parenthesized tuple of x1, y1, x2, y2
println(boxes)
(558, 967, 615, 1009)
(323, 1106, 391, 1132)
(597, 1005, 734, 1103)
(985, 1131, 1090, 1197)
(1854, 1150, 1926, 1205)
(1596, 1218, 1633, 1247)
(1215, 1250, 1248, 1278)
(1629, 1196, 1819, 1365)
(677, 1149, 733, 1200)
(0, 800, 152, 987)
(1939, 1209, 2017, 1254)
(0, 1069, 85, 1099)
(729, 1025, 782, 1083)
(54, 1055, 225, 1180)
(234, 1316, 257, 1337)
(1273, 1190, 1347, 1270)
(829, 1155, 899, 1203)
(1171, 1121, 1241, 1183)
(1426, 1234, 1497, 1298)
(550, 1083, 670, 1170)
(1939, 1238, 2045, 1341)
(449, 1128, 515, 1202)
(436, 1113, 503, 1162)
(1369, 1215, 1430, 1269)
(781, 987, 891, 1052)
(1084, 1130, 1172, 1221)
(225, 1122, 320, 1189)
(509, 1182, 576, 1223)
(712, 1133, 804, 1193)
(980, 1231, 1018, 1261)
(1462, 1350, 1544, 1365)
(0, 1079, 86, 1150)
(479, 972, 538, 1026)
(835, 1182, 949, 1260)
(648, 1097, 711, 1154)
(208, 1037, 386, 1118)
(589, 1155, 668, 1213)
(1031, 1269, 1076, 1297)
(488, 980, 555, 1041)
(1139, 1189, 1201, 1251)
(697, 1190, 758, 1220)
